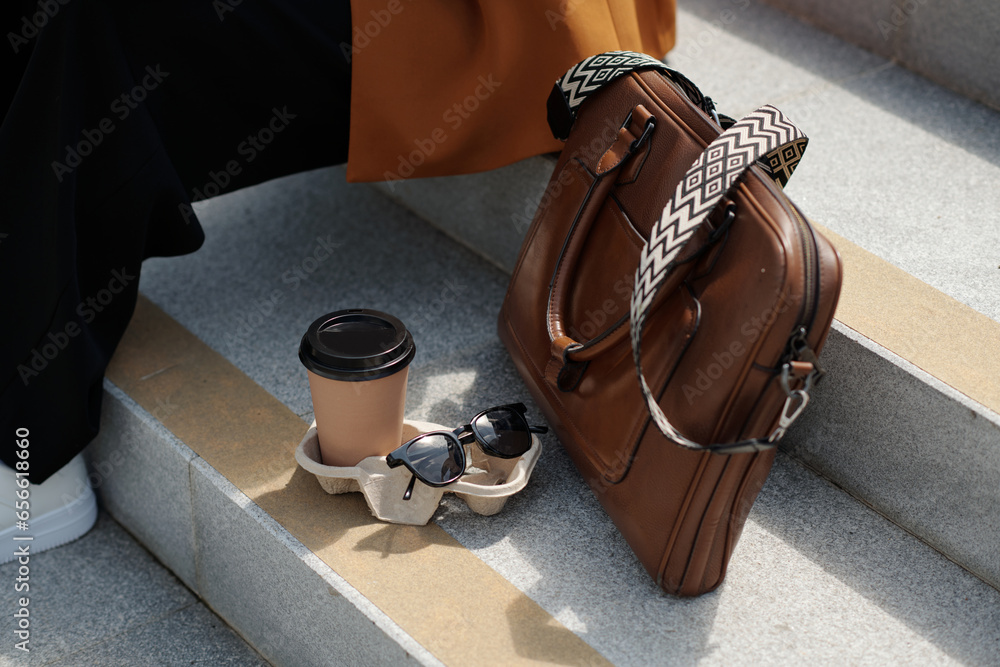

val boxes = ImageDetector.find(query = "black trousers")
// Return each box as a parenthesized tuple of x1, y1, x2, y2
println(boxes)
(1, 0, 353, 481)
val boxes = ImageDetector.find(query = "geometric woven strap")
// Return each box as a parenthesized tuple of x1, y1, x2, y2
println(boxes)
(628, 105, 809, 453)
(546, 51, 805, 188)
(547, 50, 717, 141)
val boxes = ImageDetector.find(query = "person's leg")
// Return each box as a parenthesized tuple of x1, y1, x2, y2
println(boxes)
(1, 0, 352, 484)
(109, 0, 353, 197)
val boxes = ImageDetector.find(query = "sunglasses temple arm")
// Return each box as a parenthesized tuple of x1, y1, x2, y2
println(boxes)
(529, 425, 548, 434)
(403, 474, 417, 501)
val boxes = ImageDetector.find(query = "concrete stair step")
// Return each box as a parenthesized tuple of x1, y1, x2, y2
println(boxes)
(754, 0, 1000, 111)
(85, 161, 1000, 665)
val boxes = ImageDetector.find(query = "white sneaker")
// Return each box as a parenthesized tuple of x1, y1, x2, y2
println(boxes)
(0, 454, 98, 563)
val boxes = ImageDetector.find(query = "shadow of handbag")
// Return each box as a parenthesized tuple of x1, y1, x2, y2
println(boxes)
(498, 52, 843, 596)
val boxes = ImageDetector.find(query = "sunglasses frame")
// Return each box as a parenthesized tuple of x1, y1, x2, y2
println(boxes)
(385, 403, 547, 500)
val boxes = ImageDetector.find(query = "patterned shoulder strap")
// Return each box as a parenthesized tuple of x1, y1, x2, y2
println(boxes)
(546, 51, 805, 187)
(547, 51, 717, 141)
(629, 105, 809, 453)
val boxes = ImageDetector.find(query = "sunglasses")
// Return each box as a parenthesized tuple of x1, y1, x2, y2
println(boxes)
(385, 403, 547, 501)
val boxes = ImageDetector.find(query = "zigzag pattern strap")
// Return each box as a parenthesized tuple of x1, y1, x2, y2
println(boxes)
(546, 52, 806, 189)
(629, 105, 808, 453)
(547, 50, 714, 140)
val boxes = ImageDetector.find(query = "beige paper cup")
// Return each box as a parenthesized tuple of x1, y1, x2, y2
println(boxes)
(299, 309, 415, 467)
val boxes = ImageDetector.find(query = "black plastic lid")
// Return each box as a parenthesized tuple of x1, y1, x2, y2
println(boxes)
(298, 309, 415, 381)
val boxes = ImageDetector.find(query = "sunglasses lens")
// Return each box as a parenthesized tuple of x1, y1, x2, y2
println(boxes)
(474, 408, 531, 458)
(405, 433, 464, 485)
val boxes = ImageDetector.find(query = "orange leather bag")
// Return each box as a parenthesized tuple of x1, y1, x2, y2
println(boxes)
(498, 52, 842, 596)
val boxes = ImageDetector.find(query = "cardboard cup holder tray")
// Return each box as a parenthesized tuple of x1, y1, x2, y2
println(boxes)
(295, 420, 542, 525)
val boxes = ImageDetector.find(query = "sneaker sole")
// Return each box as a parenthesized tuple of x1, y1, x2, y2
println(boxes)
(0, 488, 98, 564)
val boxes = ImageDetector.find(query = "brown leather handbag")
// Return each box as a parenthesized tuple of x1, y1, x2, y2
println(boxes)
(498, 52, 842, 596)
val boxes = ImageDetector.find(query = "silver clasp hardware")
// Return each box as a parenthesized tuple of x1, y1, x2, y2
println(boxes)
(768, 363, 815, 443)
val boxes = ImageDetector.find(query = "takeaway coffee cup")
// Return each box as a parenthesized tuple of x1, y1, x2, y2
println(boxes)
(298, 309, 416, 467)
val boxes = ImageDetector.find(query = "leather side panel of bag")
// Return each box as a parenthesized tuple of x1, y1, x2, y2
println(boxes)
(498, 69, 842, 596)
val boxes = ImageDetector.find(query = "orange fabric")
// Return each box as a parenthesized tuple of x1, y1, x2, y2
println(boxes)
(345, 0, 676, 182)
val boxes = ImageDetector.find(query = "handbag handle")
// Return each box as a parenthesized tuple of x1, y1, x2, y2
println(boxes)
(543, 56, 724, 389)
(544, 105, 657, 391)
(630, 105, 812, 454)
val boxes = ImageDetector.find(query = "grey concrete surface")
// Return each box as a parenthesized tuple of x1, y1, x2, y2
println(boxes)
(131, 166, 1000, 664)
(87, 382, 199, 591)
(673, 0, 892, 113)
(783, 322, 1000, 590)
(189, 457, 439, 667)
(895, 0, 1000, 111)
(0, 513, 266, 666)
(757, 0, 1000, 111)
(47, 604, 269, 667)
(372, 154, 556, 274)
(140, 167, 506, 422)
(755, 0, 897, 62)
